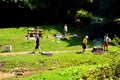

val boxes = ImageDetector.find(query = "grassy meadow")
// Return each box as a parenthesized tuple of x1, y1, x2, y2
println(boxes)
(0, 24, 87, 52)
(0, 24, 120, 80)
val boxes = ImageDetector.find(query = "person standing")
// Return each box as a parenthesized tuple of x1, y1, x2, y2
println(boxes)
(32, 34, 41, 53)
(82, 35, 88, 52)
(103, 34, 109, 51)
(63, 24, 68, 37)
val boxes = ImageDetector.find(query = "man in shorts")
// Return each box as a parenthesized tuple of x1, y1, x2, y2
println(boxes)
(32, 34, 41, 53)
(103, 34, 109, 51)
(82, 35, 88, 52)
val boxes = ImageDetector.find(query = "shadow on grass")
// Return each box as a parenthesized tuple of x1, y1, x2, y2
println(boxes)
(66, 36, 83, 47)
(0, 50, 10, 53)
(76, 51, 83, 54)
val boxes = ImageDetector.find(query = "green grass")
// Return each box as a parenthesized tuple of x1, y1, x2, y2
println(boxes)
(0, 24, 92, 53)
(22, 65, 103, 80)
(0, 24, 120, 80)
(1, 50, 117, 80)
(0, 27, 31, 52)
(0, 51, 112, 71)
(0, 24, 85, 52)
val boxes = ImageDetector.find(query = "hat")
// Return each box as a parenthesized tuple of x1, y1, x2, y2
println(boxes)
(85, 35, 88, 38)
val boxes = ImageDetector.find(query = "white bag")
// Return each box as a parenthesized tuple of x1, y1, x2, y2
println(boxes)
(5, 45, 12, 52)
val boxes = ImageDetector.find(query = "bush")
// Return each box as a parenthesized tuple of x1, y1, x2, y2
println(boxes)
(80, 51, 120, 80)
(110, 52, 120, 79)
(111, 35, 120, 47)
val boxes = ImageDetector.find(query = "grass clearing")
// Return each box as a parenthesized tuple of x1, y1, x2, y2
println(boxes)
(0, 24, 120, 79)
(0, 24, 84, 52)
(1, 50, 116, 80)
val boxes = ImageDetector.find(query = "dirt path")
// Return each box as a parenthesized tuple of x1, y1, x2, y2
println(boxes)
(0, 51, 30, 56)
(0, 71, 15, 79)
(0, 50, 79, 56)
(0, 70, 33, 80)
(0, 48, 93, 56)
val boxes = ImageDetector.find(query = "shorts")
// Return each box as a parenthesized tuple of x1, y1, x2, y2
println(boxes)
(104, 42, 108, 47)
(64, 30, 67, 35)
(82, 43, 86, 49)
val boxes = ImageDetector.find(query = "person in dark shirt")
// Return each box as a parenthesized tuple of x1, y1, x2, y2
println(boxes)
(32, 34, 41, 53)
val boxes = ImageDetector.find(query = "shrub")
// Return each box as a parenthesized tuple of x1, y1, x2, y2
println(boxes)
(80, 51, 120, 80)
(111, 35, 120, 47)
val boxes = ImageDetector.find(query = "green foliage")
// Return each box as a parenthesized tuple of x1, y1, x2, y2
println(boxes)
(111, 35, 120, 47)
(90, 16, 103, 22)
(79, 50, 120, 80)
(81, 66, 113, 80)
(114, 18, 120, 21)
(110, 51, 120, 79)
(76, 9, 91, 18)
(76, 9, 104, 22)
(1, 0, 120, 24)
(87, 0, 93, 3)
(23, 0, 46, 9)
(31, 65, 102, 80)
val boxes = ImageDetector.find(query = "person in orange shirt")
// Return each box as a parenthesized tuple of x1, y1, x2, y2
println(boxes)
(82, 35, 88, 52)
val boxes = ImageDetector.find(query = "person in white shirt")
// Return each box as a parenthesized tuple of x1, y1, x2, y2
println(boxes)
(103, 34, 109, 51)
(63, 24, 68, 37)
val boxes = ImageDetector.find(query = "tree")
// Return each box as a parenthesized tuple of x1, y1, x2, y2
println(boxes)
(97, 0, 120, 20)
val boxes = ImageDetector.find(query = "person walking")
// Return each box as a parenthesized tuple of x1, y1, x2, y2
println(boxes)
(82, 35, 88, 52)
(32, 34, 41, 53)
